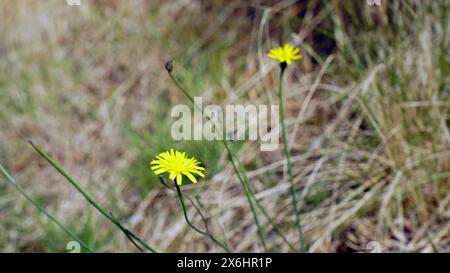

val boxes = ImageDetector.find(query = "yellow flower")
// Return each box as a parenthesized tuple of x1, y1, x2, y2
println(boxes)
(267, 43, 302, 64)
(150, 149, 205, 186)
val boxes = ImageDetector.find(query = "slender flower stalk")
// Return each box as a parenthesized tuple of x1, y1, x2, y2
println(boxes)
(0, 163, 95, 253)
(29, 141, 157, 253)
(151, 151, 230, 252)
(166, 177, 231, 252)
(166, 61, 300, 252)
(269, 43, 306, 252)
(224, 145, 299, 251)
(159, 176, 213, 230)
(166, 62, 267, 250)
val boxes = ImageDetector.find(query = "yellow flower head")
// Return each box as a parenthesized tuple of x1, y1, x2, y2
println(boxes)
(267, 43, 302, 64)
(150, 149, 205, 186)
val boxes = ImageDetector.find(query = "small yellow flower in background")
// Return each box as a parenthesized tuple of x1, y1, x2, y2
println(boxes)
(150, 149, 205, 186)
(267, 43, 302, 64)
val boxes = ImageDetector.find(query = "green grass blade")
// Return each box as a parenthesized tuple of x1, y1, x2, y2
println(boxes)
(0, 163, 94, 253)
(28, 140, 158, 253)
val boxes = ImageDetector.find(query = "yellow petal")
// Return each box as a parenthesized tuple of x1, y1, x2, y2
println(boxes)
(185, 173, 197, 183)
(190, 169, 205, 177)
(176, 173, 183, 185)
(267, 52, 278, 59)
(169, 172, 176, 181)
(153, 169, 166, 175)
(268, 51, 281, 60)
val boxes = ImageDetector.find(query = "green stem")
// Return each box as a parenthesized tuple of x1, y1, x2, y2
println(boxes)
(221, 144, 267, 251)
(278, 64, 306, 252)
(167, 67, 267, 251)
(174, 181, 231, 252)
(167, 63, 298, 251)
(0, 163, 94, 253)
(29, 141, 158, 253)
(224, 149, 297, 252)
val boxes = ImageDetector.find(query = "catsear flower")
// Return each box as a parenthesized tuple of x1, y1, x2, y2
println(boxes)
(150, 149, 205, 185)
(267, 43, 302, 65)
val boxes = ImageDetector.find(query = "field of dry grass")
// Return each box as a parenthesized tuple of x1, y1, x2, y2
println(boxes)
(0, 0, 449, 252)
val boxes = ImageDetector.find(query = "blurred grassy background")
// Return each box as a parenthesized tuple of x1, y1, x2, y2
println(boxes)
(0, 0, 449, 252)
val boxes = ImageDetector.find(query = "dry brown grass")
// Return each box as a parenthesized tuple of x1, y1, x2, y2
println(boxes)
(0, 0, 448, 252)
